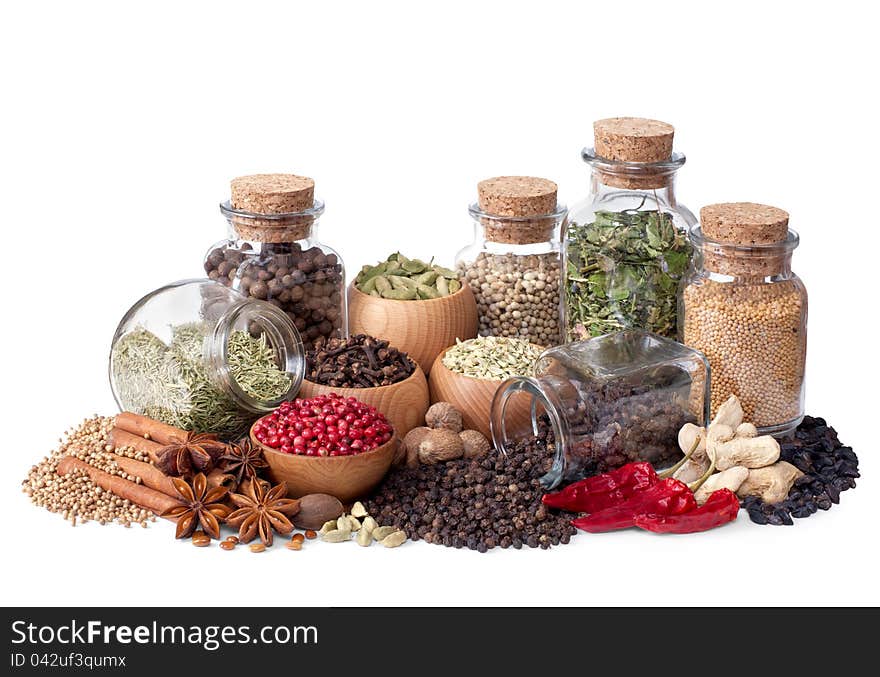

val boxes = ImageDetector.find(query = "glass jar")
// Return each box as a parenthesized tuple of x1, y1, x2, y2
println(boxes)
(455, 176, 566, 347)
(680, 202, 807, 435)
(564, 117, 695, 341)
(490, 330, 709, 489)
(203, 174, 346, 347)
(109, 279, 304, 440)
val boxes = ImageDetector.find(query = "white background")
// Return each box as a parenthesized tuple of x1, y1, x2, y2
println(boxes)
(1, 1, 877, 607)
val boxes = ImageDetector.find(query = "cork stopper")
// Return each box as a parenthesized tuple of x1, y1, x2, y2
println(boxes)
(590, 118, 675, 189)
(700, 202, 790, 245)
(476, 176, 560, 245)
(699, 203, 792, 277)
(594, 117, 674, 164)
(228, 173, 317, 243)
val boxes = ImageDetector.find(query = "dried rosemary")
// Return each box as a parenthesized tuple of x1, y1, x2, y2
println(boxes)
(442, 336, 542, 381)
(111, 323, 291, 439)
(565, 205, 691, 340)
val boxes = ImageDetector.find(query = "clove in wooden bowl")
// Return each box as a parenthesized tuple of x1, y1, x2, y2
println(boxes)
(428, 346, 534, 440)
(252, 424, 399, 504)
(297, 365, 429, 438)
(347, 282, 479, 375)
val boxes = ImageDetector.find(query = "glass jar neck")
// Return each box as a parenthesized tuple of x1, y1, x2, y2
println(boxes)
(591, 172, 680, 211)
(207, 297, 304, 414)
(220, 199, 324, 246)
(468, 202, 567, 247)
(690, 227, 799, 279)
(490, 375, 570, 489)
(582, 147, 686, 209)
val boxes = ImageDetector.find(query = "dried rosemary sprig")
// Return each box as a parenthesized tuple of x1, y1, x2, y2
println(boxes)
(442, 336, 542, 381)
(565, 205, 691, 340)
(111, 323, 291, 439)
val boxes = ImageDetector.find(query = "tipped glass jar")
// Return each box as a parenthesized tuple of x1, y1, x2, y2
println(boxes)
(456, 176, 566, 348)
(564, 118, 695, 341)
(109, 279, 304, 440)
(680, 202, 807, 435)
(490, 330, 709, 488)
(203, 173, 346, 347)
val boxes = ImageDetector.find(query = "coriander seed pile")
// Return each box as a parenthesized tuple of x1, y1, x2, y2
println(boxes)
(21, 416, 155, 528)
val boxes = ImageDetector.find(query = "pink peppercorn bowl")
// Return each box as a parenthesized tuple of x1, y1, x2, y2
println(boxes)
(250, 418, 399, 504)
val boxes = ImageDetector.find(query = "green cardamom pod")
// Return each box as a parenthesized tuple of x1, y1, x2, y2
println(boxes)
(417, 284, 440, 299)
(435, 276, 449, 296)
(416, 270, 439, 286)
(359, 276, 378, 293)
(447, 279, 461, 294)
(432, 265, 458, 278)
(374, 276, 392, 294)
(381, 288, 418, 300)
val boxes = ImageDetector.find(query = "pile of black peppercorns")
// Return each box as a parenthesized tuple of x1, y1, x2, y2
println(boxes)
(743, 416, 859, 526)
(204, 241, 344, 345)
(366, 426, 576, 552)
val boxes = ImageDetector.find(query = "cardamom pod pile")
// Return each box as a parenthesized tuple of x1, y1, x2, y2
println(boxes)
(355, 252, 462, 300)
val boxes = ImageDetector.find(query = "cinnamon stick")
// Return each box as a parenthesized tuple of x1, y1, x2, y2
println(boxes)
(110, 454, 178, 498)
(114, 412, 189, 447)
(57, 456, 183, 515)
(207, 468, 237, 492)
(110, 427, 164, 463)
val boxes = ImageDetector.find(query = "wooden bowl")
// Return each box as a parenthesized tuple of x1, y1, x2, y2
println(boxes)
(347, 282, 478, 374)
(297, 365, 429, 437)
(252, 424, 399, 503)
(428, 346, 534, 439)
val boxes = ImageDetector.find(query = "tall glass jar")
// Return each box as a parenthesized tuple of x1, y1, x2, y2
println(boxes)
(680, 202, 807, 435)
(456, 176, 566, 348)
(490, 330, 709, 489)
(109, 279, 305, 440)
(203, 174, 346, 347)
(564, 117, 695, 341)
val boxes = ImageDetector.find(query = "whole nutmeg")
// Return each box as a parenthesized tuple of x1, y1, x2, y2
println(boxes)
(418, 429, 464, 464)
(292, 493, 344, 530)
(425, 402, 463, 433)
(460, 429, 491, 459)
(403, 427, 432, 467)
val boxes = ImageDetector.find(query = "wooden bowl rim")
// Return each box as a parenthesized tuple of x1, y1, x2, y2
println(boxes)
(250, 421, 399, 465)
(301, 360, 426, 397)
(348, 280, 471, 305)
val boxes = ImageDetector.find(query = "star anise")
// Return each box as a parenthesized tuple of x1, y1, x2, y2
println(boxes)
(161, 472, 232, 540)
(155, 432, 227, 478)
(226, 480, 300, 546)
(219, 438, 269, 488)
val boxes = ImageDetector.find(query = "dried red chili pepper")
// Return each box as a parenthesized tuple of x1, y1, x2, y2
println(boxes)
(571, 478, 696, 533)
(542, 462, 658, 513)
(634, 489, 740, 534)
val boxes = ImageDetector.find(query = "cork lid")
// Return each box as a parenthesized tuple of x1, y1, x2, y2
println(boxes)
(230, 173, 315, 215)
(594, 117, 674, 164)
(477, 176, 558, 218)
(225, 174, 319, 243)
(700, 202, 789, 245)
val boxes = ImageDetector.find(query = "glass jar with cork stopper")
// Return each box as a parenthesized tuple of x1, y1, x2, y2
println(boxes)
(564, 117, 695, 341)
(680, 202, 807, 435)
(203, 173, 346, 347)
(455, 176, 566, 348)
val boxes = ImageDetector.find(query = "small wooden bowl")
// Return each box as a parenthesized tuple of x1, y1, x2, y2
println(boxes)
(347, 282, 478, 374)
(428, 347, 534, 439)
(252, 425, 399, 504)
(297, 365, 429, 437)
